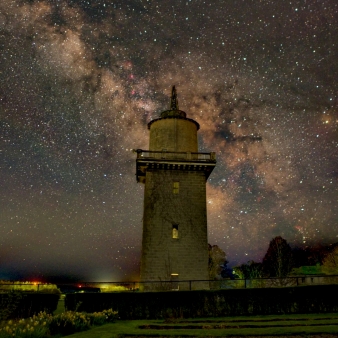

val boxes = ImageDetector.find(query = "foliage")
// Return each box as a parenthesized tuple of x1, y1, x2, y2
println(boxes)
(99, 285, 129, 292)
(233, 261, 263, 279)
(0, 309, 118, 338)
(220, 260, 235, 279)
(0, 312, 51, 338)
(65, 285, 338, 319)
(0, 291, 23, 322)
(263, 236, 293, 277)
(90, 309, 118, 325)
(208, 244, 226, 280)
(322, 244, 338, 274)
(292, 245, 328, 267)
(48, 311, 91, 335)
(0, 281, 60, 293)
(0, 292, 60, 320)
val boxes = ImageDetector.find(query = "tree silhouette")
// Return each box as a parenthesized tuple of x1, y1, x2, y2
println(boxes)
(292, 245, 328, 267)
(220, 260, 235, 279)
(208, 244, 226, 280)
(322, 243, 338, 274)
(263, 236, 293, 277)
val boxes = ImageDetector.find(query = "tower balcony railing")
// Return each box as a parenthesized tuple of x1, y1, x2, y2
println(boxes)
(135, 149, 216, 162)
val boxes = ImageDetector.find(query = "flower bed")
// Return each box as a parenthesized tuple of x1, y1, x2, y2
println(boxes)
(0, 309, 118, 338)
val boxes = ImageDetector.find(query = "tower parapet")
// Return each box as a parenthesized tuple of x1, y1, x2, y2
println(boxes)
(136, 150, 216, 184)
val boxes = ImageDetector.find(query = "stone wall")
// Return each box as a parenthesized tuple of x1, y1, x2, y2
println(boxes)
(140, 169, 209, 290)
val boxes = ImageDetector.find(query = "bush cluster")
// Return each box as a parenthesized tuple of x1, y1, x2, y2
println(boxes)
(66, 284, 338, 319)
(0, 309, 118, 338)
(0, 291, 60, 321)
(0, 281, 60, 293)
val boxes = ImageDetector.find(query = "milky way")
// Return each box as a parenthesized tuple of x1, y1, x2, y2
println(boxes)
(0, 0, 337, 281)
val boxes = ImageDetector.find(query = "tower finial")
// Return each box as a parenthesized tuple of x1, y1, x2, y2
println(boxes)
(170, 85, 179, 110)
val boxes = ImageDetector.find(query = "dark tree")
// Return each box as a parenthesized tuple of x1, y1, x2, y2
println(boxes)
(263, 236, 293, 277)
(220, 260, 235, 279)
(292, 244, 329, 267)
(208, 244, 226, 280)
(322, 243, 338, 274)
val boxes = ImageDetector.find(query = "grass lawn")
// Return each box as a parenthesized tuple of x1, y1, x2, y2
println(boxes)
(66, 313, 338, 337)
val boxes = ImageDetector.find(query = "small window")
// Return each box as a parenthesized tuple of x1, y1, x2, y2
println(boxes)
(171, 273, 179, 290)
(172, 224, 179, 239)
(173, 182, 179, 194)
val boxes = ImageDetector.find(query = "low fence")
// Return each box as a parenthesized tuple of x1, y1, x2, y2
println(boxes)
(213, 275, 338, 289)
(1, 275, 338, 293)
(69, 275, 338, 292)
(124, 275, 338, 291)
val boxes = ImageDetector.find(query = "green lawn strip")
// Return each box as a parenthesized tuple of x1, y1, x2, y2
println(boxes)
(65, 322, 338, 338)
(164, 313, 338, 323)
(66, 315, 338, 338)
(66, 321, 144, 338)
(139, 319, 338, 329)
(167, 317, 338, 323)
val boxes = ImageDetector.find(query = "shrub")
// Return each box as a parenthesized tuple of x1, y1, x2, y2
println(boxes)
(48, 311, 91, 336)
(0, 291, 23, 321)
(0, 313, 50, 338)
(0, 292, 60, 320)
(0, 309, 118, 338)
(65, 285, 338, 319)
(88, 309, 118, 326)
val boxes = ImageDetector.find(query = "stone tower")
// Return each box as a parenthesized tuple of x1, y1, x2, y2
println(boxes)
(136, 86, 216, 290)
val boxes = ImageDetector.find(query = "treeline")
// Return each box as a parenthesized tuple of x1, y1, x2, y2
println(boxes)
(209, 237, 338, 280)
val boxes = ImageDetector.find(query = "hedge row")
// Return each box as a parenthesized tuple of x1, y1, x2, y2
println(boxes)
(65, 285, 338, 319)
(0, 292, 60, 320)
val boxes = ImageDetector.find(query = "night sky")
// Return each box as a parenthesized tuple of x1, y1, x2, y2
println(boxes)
(1, 0, 337, 282)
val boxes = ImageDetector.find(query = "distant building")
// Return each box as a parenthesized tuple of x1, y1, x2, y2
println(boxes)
(136, 86, 216, 290)
(290, 265, 338, 286)
(290, 265, 323, 276)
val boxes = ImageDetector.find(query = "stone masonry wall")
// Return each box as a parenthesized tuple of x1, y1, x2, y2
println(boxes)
(140, 169, 209, 290)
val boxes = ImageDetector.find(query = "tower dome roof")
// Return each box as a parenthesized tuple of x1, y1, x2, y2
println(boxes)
(148, 86, 200, 130)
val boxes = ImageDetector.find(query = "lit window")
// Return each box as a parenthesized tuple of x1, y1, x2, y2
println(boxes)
(173, 182, 179, 194)
(171, 273, 179, 290)
(172, 224, 179, 239)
